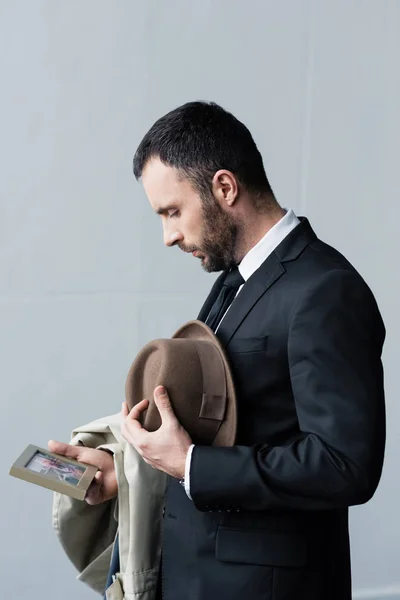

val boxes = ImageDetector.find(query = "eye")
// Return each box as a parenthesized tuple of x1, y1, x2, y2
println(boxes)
(168, 210, 179, 218)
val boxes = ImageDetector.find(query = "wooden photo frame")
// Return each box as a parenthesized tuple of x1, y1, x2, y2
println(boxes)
(9, 444, 98, 501)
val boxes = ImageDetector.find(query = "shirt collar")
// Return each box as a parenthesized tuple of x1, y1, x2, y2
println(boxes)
(238, 208, 300, 282)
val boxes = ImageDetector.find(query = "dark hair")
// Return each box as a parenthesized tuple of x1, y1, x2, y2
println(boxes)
(133, 101, 274, 202)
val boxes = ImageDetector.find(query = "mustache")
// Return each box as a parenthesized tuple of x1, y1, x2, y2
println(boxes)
(178, 243, 199, 253)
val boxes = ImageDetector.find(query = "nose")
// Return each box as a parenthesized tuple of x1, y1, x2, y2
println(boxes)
(163, 222, 183, 247)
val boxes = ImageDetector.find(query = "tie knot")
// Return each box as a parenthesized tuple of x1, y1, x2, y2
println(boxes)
(223, 267, 245, 290)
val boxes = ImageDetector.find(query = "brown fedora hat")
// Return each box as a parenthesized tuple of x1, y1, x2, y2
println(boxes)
(125, 320, 237, 446)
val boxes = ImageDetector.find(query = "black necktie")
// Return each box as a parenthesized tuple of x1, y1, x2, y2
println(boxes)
(205, 267, 245, 332)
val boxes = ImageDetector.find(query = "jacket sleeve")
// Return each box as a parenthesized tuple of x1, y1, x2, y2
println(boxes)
(189, 269, 386, 512)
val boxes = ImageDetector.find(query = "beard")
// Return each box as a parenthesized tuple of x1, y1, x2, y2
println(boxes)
(179, 195, 238, 273)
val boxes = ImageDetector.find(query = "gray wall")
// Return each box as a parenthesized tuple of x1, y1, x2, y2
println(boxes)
(1, 1, 398, 598)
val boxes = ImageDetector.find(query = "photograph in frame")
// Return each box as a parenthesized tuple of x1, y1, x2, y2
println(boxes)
(9, 444, 98, 501)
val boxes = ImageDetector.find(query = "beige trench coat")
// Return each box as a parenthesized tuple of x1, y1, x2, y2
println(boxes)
(52, 413, 167, 599)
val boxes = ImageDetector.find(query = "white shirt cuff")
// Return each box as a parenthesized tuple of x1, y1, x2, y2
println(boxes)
(184, 444, 195, 500)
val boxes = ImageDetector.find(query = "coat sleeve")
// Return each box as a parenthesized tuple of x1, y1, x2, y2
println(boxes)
(189, 269, 386, 512)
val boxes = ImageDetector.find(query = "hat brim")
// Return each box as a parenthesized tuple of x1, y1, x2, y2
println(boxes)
(172, 320, 237, 447)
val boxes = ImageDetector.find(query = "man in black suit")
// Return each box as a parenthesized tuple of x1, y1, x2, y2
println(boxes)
(121, 101, 386, 600)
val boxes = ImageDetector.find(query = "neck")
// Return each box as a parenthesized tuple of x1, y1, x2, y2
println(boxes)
(235, 203, 286, 262)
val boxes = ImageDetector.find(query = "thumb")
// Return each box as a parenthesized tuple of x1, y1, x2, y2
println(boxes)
(48, 440, 81, 460)
(154, 386, 175, 422)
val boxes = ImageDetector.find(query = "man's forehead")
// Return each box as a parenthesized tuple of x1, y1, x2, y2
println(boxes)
(141, 159, 176, 210)
(142, 157, 178, 186)
(142, 159, 194, 212)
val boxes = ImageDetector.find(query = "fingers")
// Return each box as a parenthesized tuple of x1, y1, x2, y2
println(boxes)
(121, 400, 148, 445)
(48, 440, 81, 460)
(127, 399, 149, 423)
(121, 387, 176, 450)
(84, 471, 102, 505)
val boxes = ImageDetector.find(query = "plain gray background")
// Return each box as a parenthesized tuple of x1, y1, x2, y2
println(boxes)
(1, 1, 398, 599)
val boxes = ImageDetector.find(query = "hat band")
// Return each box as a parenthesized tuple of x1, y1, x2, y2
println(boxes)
(190, 340, 227, 445)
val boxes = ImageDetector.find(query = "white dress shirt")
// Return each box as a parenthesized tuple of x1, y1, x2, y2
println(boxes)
(184, 208, 300, 498)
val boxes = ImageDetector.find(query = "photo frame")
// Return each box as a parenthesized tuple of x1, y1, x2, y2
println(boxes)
(9, 444, 98, 501)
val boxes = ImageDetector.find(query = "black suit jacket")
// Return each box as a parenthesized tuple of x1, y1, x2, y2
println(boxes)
(160, 219, 385, 600)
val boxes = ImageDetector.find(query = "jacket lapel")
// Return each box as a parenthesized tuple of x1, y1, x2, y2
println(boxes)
(216, 218, 317, 346)
(216, 253, 285, 346)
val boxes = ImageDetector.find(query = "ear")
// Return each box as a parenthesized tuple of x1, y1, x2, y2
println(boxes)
(211, 170, 239, 207)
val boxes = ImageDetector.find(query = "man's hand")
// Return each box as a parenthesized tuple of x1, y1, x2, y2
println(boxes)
(47, 440, 118, 505)
(121, 385, 192, 480)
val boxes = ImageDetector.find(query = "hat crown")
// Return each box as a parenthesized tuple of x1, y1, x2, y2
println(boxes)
(125, 338, 227, 444)
(125, 320, 237, 447)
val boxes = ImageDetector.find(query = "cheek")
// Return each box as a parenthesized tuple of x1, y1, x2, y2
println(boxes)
(184, 215, 203, 241)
